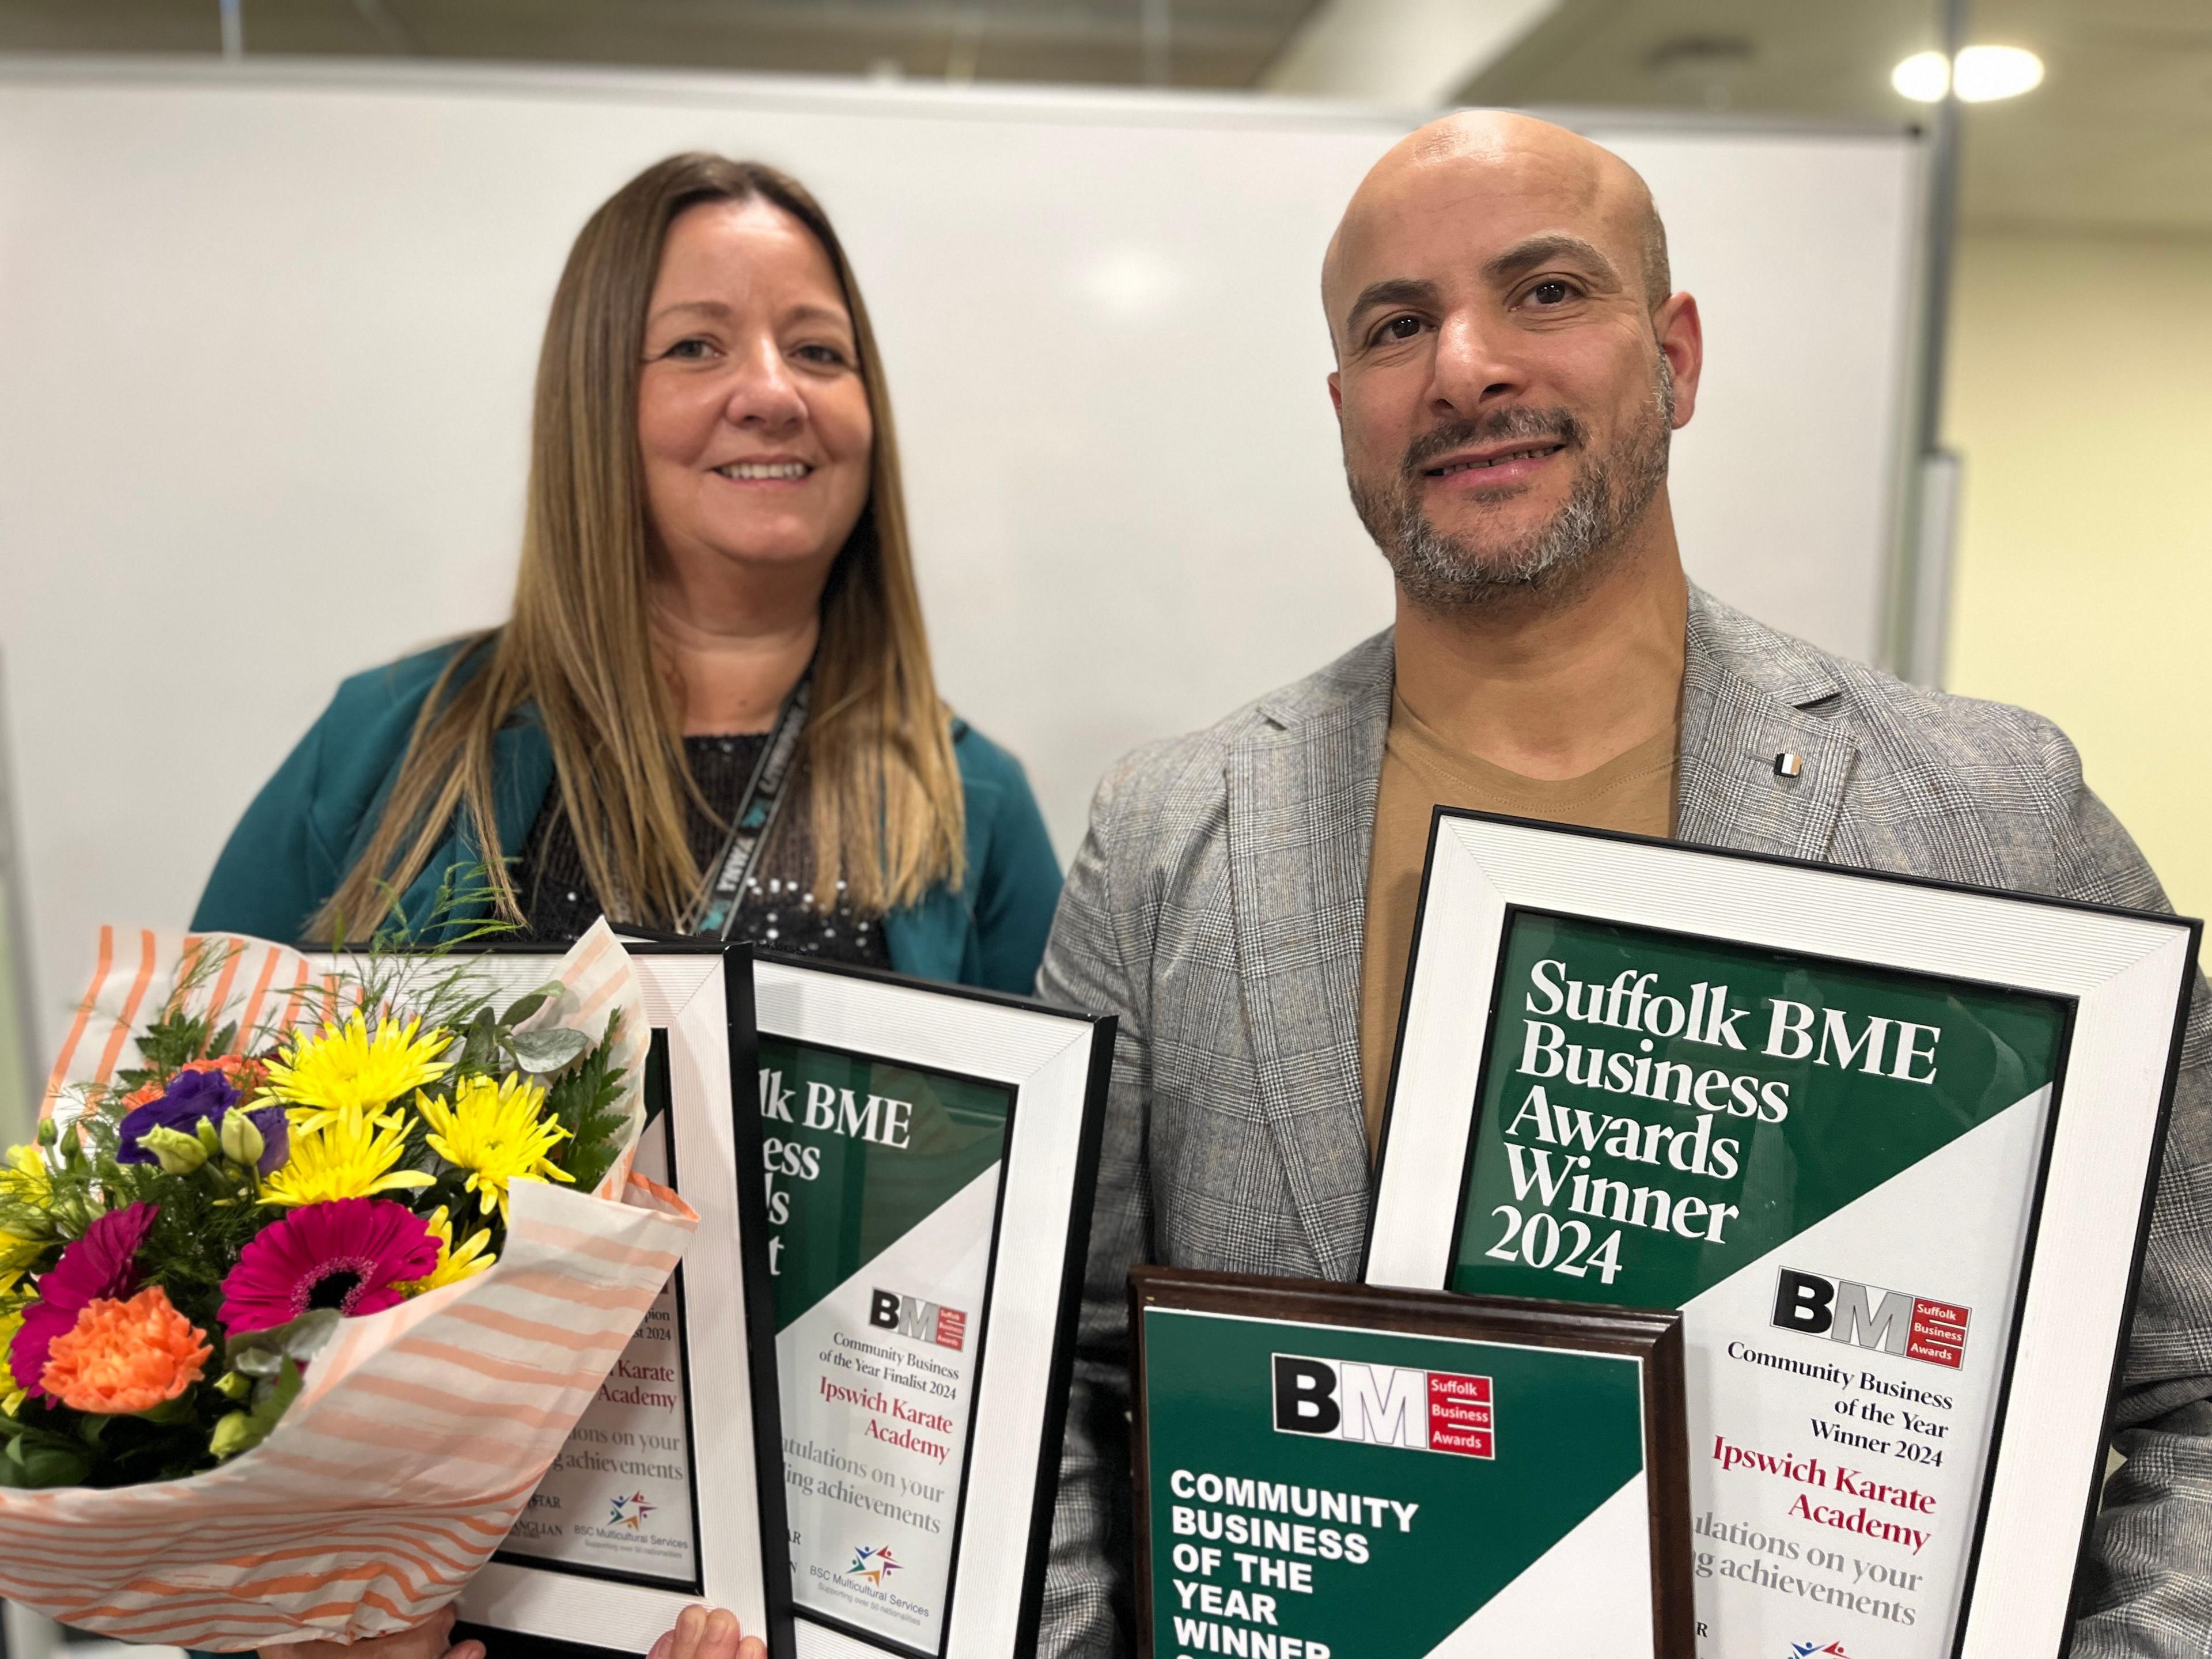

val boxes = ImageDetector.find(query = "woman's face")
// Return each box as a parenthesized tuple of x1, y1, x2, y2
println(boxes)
(638, 198, 874, 592)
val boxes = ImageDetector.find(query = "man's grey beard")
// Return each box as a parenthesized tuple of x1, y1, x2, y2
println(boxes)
(1349, 355, 1676, 613)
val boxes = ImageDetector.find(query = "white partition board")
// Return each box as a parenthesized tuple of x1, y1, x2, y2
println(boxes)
(0, 60, 1924, 1049)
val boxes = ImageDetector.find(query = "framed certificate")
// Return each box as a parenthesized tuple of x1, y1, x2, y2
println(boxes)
(435, 944, 792, 1657)
(749, 955, 1113, 1659)
(1129, 1268, 1694, 1658)
(1365, 811, 2200, 1659)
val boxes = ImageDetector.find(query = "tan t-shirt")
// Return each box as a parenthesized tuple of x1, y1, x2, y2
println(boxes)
(1358, 693, 1679, 1153)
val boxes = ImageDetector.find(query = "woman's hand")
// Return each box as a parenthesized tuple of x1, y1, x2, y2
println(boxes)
(262, 1606, 483, 1659)
(647, 1603, 767, 1659)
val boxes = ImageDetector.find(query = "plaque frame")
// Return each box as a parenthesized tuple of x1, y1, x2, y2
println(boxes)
(750, 953, 1114, 1659)
(296, 943, 793, 1658)
(1363, 809, 2200, 1659)
(1128, 1267, 1695, 1659)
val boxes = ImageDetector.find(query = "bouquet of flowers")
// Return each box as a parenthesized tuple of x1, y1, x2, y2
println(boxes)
(0, 919, 696, 1648)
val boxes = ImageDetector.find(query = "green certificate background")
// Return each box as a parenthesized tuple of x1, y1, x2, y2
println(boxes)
(762, 1037, 1013, 1654)
(1449, 912, 2069, 1305)
(1143, 1308, 1646, 1657)
(761, 1037, 1012, 1331)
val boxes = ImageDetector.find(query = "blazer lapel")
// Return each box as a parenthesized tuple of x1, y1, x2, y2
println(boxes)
(1675, 587, 1857, 861)
(1225, 634, 1394, 1280)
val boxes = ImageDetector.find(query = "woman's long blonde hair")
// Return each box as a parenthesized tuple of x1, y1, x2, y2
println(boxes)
(313, 154, 964, 940)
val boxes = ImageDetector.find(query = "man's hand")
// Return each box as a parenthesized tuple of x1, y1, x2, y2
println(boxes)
(264, 1605, 483, 1659)
(646, 1603, 767, 1659)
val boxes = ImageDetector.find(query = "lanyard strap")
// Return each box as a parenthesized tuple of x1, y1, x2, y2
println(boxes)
(687, 670, 812, 939)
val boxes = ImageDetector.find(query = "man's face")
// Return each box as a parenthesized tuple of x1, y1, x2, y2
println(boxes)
(1326, 142, 1697, 610)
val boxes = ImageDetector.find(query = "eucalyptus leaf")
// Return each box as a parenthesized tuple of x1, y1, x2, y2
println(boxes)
(502, 986, 561, 1028)
(225, 1308, 340, 1375)
(505, 1028, 590, 1073)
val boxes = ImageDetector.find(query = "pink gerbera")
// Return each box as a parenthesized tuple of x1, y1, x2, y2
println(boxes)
(10, 1201, 160, 1397)
(219, 1198, 440, 1335)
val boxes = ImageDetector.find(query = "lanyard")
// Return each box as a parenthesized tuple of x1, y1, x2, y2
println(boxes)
(687, 669, 812, 939)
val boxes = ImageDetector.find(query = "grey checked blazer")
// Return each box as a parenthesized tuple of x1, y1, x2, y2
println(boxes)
(1036, 585, 2212, 1658)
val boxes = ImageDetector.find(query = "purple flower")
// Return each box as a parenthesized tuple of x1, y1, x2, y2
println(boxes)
(243, 1104, 290, 1175)
(116, 1071, 287, 1174)
(117, 1070, 238, 1164)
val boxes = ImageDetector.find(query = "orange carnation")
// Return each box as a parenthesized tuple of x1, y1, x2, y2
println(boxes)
(40, 1285, 213, 1414)
(184, 1054, 267, 1090)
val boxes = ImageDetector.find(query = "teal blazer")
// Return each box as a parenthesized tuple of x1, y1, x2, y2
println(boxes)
(191, 646, 1064, 995)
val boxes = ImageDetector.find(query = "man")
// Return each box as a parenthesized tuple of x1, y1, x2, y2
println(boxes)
(1037, 111, 2212, 1657)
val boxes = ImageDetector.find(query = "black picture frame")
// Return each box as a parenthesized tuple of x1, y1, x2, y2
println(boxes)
(1365, 808, 2200, 1659)
(298, 941, 796, 1659)
(748, 953, 1115, 1659)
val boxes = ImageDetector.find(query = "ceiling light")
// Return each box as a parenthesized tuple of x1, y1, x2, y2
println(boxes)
(1891, 51, 1949, 101)
(1955, 46, 2044, 100)
(1892, 45, 2044, 104)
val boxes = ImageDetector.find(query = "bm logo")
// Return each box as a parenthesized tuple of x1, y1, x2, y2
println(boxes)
(1772, 1268, 1969, 1370)
(1271, 1354, 1495, 1459)
(869, 1288, 968, 1351)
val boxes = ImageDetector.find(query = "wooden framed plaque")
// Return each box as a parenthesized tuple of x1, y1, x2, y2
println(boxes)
(1365, 810, 2200, 1659)
(1130, 1268, 1694, 1658)
(749, 955, 1113, 1659)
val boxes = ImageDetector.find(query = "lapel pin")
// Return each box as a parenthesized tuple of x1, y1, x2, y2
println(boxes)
(1774, 752, 1805, 778)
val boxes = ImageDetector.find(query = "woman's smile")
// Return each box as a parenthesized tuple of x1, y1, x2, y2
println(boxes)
(710, 456, 815, 484)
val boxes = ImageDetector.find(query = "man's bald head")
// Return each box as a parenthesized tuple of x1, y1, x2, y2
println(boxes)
(1320, 109, 1699, 615)
(1323, 112, 1671, 351)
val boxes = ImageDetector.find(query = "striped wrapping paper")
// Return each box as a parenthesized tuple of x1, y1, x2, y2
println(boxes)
(0, 922, 696, 1648)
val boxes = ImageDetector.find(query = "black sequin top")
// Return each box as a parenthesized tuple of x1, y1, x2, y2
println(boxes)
(516, 733, 891, 967)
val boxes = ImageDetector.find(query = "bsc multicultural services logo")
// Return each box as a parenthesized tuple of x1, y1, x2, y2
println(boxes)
(608, 1491, 656, 1529)
(870, 1287, 968, 1351)
(1270, 1354, 1496, 1458)
(1790, 1642, 1850, 1658)
(849, 1544, 902, 1585)
(1771, 1267, 1971, 1370)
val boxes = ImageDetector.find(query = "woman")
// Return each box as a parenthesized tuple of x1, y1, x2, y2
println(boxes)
(194, 154, 1059, 990)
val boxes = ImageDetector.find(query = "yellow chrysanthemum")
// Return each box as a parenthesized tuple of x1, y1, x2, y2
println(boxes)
(259, 1103, 435, 1208)
(264, 1013, 455, 1126)
(0, 1143, 53, 1210)
(416, 1075, 574, 1224)
(396, 1205, 498, 1294)
(0, 1231, 41, 1278)
(0, 1309, 21, 1407)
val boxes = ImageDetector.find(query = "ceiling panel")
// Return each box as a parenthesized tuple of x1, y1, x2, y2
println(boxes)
(0, 0, 1321, 88)
(5, 0, 2205, 230)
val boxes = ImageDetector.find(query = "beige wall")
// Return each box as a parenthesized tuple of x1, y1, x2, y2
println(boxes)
(1944, 228, 2212, 925)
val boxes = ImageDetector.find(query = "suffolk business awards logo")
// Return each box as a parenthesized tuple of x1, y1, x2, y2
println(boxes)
(870, 1287, 968, 1351)
(1771, 1267, 1971, 1370)
(1271, 1354, 1497, 1458)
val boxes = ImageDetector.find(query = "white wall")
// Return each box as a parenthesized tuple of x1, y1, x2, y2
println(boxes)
(0, 62, 1923, 1051)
